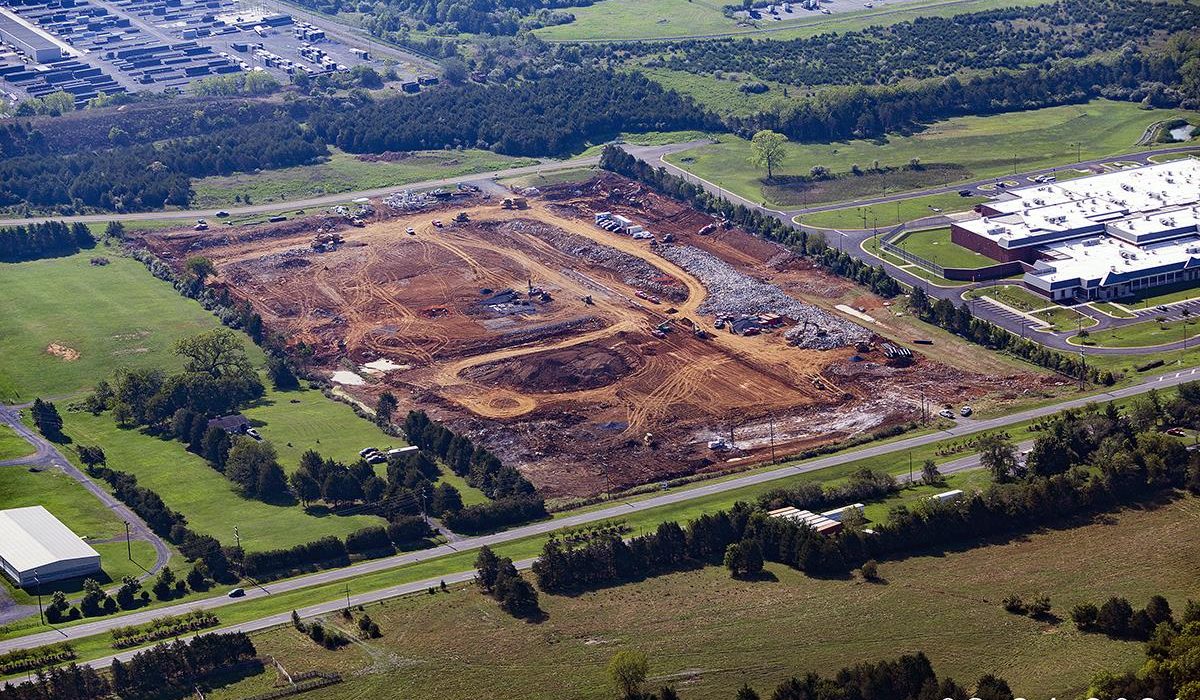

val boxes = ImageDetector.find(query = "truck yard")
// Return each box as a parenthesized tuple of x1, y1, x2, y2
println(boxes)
(140, 174, 1055, 499)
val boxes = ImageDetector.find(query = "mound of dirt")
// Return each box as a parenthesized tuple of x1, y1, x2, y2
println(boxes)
(466, 344, 637, 392)
(46, 343, 79, 361)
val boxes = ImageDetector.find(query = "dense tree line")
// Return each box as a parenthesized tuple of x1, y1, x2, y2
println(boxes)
(600, 145, 901, 297)
(908, 287, 1116, 385)
(402, 410, 536, 500)
(109, 632, 258, 700)
(402, 410, 548, 533)
(605, 0, 1200, 88)
(0, 98, 288, 159)
(310, 69, 719, 156)
(729, 52, 1198, 144)
(534, 398, 1200, 592)
(1070, 594, 1194, 640)
(0, 632, 255, 700)
(444, 495, 549, 534)
(351, 0, 593, 35)
(475, 546, 540, 618)
(1090, 605, 1200, 699)
(0, 221, 93, 262)
(0, 121, 325, 212)
(740, 652, 1010, 700)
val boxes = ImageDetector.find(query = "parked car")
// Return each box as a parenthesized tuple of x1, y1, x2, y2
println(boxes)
(406, 227, 416, 235)
(358, 447, 379, 458)
(246, 427, 262, 440)
(939, 408, 955, 419)
(960, 406, 973, 417)
(366, 453, 387, 465)
(228, 588, 245, 598)
(958, 190, 973, 197)
(215, 211, 230, 218)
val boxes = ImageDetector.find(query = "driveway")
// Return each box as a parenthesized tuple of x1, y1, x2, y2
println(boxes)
(0, 404, 172, 624)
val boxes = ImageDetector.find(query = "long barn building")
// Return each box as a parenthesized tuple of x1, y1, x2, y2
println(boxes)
(0, 506, 101, 587)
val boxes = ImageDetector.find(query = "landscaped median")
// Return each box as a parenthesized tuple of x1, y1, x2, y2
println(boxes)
(1071, 316, 1200, 349)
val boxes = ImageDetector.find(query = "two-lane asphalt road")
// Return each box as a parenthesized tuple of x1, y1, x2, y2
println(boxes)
(4, 364, 1199, 660)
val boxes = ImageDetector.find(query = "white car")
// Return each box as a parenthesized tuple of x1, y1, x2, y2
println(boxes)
(246, 428, 262, 440)
(960, 406, 973, 417)
(938, 408, 955, 419)
(358, 447, 379, 458)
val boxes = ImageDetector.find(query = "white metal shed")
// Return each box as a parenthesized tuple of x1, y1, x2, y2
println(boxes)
(0, 506, 101, 587)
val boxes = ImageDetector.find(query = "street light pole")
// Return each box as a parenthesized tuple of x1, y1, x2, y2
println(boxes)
(124, 521, 131, 561)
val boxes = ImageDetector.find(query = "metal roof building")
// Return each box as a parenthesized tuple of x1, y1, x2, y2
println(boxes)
(0, 506, 101, 587)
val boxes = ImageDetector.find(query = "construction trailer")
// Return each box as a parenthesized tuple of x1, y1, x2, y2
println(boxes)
(928, 489, 964, 503)
(767, 506, 844, 535)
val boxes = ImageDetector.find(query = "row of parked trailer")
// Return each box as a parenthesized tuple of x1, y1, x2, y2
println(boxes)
(594, 211, 656, 240)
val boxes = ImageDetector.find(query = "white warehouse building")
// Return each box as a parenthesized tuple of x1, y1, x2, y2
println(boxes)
(0, 506, 101, 587)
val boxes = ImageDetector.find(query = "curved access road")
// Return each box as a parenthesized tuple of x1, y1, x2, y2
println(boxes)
(3, 363, 1199, 659)
(0, 404, 172, 623)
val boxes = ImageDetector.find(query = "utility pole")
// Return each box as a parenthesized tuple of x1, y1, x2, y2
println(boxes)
(908, 451, 913, 485)
(124, 521, 131, 561)
(234, 525, 241, 550)
(34, 570, 43, 626)
(768, 413, 777, 464)
(344, 583, 351, 611)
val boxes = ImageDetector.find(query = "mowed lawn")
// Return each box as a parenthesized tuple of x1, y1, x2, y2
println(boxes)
(218, 497, 1200, 700)
(1073, 318, 1200, 348)
(802, 192, 986, 229)
(0, 252, 253, 402)
(669, 100, 1200, 208)
(0, 424, 32, 461)
(189, 148, 538, 209)
(60, 410, 387, 552)
(889, 227, 996, 268)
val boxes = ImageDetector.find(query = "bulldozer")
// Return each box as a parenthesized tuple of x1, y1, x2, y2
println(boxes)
(453, 211, 470, 223)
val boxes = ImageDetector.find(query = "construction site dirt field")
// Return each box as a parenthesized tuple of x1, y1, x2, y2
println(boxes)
(142, 175, 1057, 499)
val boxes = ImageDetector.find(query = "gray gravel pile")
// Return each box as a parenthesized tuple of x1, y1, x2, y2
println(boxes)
(658, 244, 870, 349)
(510, 221, 687, 301)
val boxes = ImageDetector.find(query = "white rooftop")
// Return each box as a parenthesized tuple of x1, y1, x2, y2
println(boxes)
(0, 506, 100, 574)
(958, 159, 1200, 248)
(1028, 230, 1200, 287)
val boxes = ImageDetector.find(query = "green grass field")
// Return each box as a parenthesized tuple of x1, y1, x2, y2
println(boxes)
(1090, 301, 1137, 319)
(1147, 151, 1200, 164)
(859, 236, 972, 287)
(0, 252, 258, 402)
(60, 410, 387, 553)
(637, 67, 804, 118)
(210, 496, 1200, 700)
(534, 0, 1050, 41)
(1072, 318, 1200, 349)
(965, 284, 1052, 313)
(1031, 306, 1098, 332)
(669, 101, 1200, 208)
(1120, 280, 1200, 309)
(799, 192, 985, 228)
(887, 227, 997, 269)
(498, 166, 600, 189)
(190, 148, 538, 209)
(0, 425, 32, 461)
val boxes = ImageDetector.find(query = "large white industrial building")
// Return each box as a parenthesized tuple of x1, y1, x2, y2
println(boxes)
(0, 506, 101, 587)
(950, 158, 1200, 301)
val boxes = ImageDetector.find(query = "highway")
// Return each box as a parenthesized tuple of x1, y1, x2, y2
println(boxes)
(3, 364, 1199, 661)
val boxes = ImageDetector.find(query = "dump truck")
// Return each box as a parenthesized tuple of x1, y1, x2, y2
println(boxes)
(453, 211, 469, 223)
